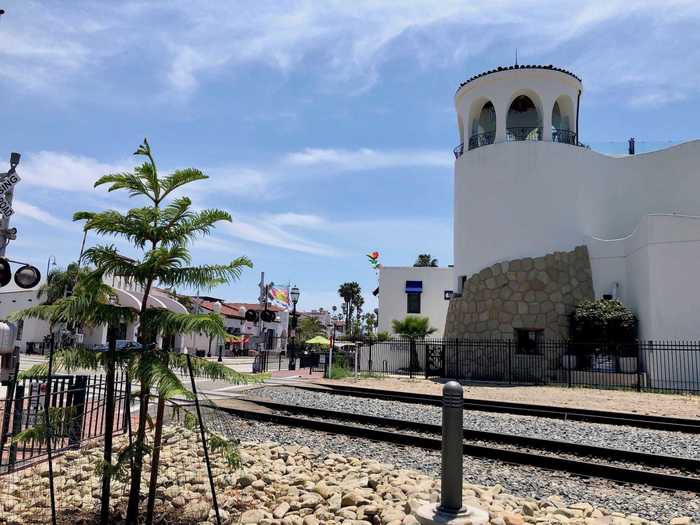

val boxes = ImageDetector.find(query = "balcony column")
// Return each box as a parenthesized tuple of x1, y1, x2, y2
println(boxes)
(542, 96, 554, 142)
(495, 100, 508, 143)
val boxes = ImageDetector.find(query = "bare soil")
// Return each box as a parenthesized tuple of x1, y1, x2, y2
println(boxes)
(312, 376, 700, 419)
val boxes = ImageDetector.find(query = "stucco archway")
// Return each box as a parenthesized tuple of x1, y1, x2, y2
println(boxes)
(506, 93, 542, 142)
(467, 98, 496, 149)
(552, 94, 576, 144)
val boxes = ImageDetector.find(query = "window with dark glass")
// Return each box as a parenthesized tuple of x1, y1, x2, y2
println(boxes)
(407, 292, 421, 314)
(515, 328, 543, 354)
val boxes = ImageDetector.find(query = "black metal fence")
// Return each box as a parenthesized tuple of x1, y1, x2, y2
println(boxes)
(0, 372, 129, 472)
(321, 338, 700, 394)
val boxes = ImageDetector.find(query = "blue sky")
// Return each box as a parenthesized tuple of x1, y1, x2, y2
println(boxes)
(1, 1, 699, 311)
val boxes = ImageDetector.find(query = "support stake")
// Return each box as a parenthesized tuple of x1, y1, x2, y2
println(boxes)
(186, 354, 221, 525)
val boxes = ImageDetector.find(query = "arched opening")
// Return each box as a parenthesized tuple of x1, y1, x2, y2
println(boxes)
(506, 95, 541, 142)
(468, 100, 496, 150)
(551, 95, 576, 144)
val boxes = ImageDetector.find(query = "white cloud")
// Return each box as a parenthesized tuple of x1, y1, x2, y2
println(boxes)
(13, 199, 74, 230)
(284, 148, 451, 171)
(6, 1, 700, 106)
(220, 215, 338, 256)
(268, 213, 327, 228)
(20, 151, 125, 193)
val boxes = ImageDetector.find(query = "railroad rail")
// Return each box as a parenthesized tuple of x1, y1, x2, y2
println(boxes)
(298, 382, 700, 433)
(213, 396, 700, 493)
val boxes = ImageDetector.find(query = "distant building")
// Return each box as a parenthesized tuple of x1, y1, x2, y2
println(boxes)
(377, 266, 453, 337)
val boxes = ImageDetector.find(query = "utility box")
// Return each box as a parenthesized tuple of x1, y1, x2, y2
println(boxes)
(0, 321, 19, 384)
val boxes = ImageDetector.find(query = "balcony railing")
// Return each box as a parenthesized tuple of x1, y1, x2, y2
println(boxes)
(552, 128, 578, 145)
(506, 126, 542, 142)
(453, 143, 464, 159)
(468, 131, 496, 151)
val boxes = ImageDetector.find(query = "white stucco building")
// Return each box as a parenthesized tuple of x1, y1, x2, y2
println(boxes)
(449, 64, 700, 342)
(379, 64, 700, 344)
(377, 267, 453, 337)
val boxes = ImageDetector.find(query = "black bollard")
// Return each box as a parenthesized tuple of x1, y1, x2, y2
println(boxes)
(438, 381, 464, 513)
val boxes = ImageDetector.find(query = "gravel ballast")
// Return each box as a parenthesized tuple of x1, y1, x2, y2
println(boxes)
(202, 407, 699, 523)
(245, 386, 700, 460)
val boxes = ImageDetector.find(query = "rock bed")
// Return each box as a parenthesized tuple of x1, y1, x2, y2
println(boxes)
(246, 386, 700, 459)
(274, 412, 699, 478)
(203, 408, 700, 523)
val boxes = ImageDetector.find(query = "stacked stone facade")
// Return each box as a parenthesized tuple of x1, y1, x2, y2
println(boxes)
(445, 246, 594, 339)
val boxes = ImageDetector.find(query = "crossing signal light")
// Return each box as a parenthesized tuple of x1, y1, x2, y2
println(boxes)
(0, 259, 10, 287)
(260, 309, 275, 323)
(244, 309, 259, 323)
(14, 265, 41, 289)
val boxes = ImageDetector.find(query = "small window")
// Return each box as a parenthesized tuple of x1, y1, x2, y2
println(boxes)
(444, 290, 453, 300)
(407, 292, 421, 314)
(16, 319, 24, 341)
(515, 329, 543, 355)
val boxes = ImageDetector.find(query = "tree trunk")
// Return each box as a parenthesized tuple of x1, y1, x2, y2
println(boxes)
(125, 386, 149, 524)
(145, 393, 166, 525)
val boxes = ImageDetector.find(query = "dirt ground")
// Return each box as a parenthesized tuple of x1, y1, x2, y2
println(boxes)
(313, 377, 700, 419)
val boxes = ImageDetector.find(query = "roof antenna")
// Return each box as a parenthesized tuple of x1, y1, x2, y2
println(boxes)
(515, 48, 518, 66)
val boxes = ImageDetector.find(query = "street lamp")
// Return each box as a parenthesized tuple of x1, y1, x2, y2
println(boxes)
(289, 286, 300, 368)
(331, 305, 338, 348)
(213, 301, 223, 362)
(46, 255, 57, 280)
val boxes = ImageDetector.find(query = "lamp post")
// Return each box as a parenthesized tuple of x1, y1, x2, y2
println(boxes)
(290, 286, 300, 369)
(331, 305, 337, 347)
(213, 301, 223, 362)
(46, 255, 57, 280)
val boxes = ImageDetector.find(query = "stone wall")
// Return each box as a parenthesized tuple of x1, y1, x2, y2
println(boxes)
(445, 245, 594, 339)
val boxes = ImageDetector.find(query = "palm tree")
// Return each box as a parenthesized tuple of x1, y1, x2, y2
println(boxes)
(16, 139, 256, 524)
(296, 316, 327, 342)
(392, 316, 437, 370)
(414, 254, 438, 267)
(338, 281, 361, 333)
(37, 262, 88, 304)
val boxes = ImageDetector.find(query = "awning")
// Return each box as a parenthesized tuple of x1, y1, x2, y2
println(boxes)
(112, 287, 188, 314)
(306, 335, 330, 346)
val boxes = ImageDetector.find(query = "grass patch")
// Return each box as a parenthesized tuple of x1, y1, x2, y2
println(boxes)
(328, 365, 351, 379)
(358, 371, 384, 380)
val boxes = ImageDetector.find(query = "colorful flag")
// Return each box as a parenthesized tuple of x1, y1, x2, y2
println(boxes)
(268, 284, 290, 309)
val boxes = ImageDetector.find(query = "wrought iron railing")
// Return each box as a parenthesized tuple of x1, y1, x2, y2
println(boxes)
(506, 126, 542, 142)
(453, 143, 464, 159)
(552, 128, 578, 145)
(468, 131, 496, 151)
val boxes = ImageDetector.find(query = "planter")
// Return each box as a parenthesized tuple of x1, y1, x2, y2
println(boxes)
(561, 354, 577, 370)
(619, 356, 638, 374)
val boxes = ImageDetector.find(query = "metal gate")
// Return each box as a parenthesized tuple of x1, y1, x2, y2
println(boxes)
(424, 343, 445, 378)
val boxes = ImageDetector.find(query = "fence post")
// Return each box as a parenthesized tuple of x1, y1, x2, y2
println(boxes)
(507, 340, 513, 385)
(44, 334, 57, 525)
(567, 342, 572, 388)
(8, 384, 24, 470)
(424, 344, 429, 379)
(639, 341, 649, 393)
(368, 340, 373, 372)
(68, 376, 88, 447)
(0, 360, 19, 469)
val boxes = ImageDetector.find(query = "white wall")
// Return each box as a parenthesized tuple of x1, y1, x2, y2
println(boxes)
(0, 288, 50, 351)
(454, 140, 700, 288)
(378, 267, 454, 337)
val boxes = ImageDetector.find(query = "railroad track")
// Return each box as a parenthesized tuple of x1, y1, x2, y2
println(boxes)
(213, 395, 700, 493)
(296, 382, 700, 433)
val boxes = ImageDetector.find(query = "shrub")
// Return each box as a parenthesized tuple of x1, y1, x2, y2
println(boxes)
(572, 299, 637, 342)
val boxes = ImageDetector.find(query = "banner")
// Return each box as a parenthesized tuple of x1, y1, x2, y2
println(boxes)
(268, 284, 290, 309)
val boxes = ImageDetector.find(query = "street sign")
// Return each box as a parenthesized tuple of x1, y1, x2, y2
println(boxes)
(0, 172, 20, 194)
(0, 196, 13, 217)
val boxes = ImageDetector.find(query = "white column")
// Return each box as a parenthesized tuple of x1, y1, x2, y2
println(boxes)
(541, 97, 554, 142)
(495, 100, 508, 144)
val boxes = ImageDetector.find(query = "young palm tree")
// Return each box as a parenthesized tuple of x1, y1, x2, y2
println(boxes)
(36, 262, 88, 304)
(413, 254, 438, 267)
(17, 139, 256, 524)
(391, 316, 437, 370)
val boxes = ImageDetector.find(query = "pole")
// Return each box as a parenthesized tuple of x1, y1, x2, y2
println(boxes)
(186, 354, 221, 525)
(99, 337, 116, 525)
(0, 152, 20, 258)
(43, 333, 57, 525)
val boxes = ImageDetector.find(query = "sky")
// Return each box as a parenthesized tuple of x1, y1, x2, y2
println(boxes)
(1, 0, 700, 312)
